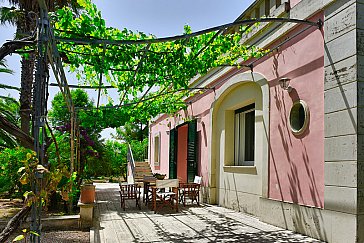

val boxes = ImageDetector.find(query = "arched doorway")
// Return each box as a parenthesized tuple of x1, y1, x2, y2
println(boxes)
(208, 72, 269, 211)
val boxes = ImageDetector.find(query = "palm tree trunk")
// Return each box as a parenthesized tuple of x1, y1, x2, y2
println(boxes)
(17, 9, 36, 138)
(19, 53, 34, 137)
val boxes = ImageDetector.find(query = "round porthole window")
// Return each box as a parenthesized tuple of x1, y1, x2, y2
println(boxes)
(289, 100, 309, 135)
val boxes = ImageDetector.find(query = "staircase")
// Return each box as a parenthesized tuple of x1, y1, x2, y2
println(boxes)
(134, 161, 153, 183)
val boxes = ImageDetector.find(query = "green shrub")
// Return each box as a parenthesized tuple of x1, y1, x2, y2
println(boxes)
(0, 147, 33, 197)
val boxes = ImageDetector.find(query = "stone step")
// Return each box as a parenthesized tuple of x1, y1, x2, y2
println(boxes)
(135, 171, 153, 174)
(135, 168, 151, 172)
(132, 161, 153, 183)
(135, 172, 152, 175)
(135, 165, 150, 169)
(134, 175, 153, 179)
(135, 175, 152, 178)
(135, 167, 152, 171)
(135, 162, 150, 166)
(134, 174, 153, 178)
(135, 169, 152, 173)
(135, 165, 151, 169)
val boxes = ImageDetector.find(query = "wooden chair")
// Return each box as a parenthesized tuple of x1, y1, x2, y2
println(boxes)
(179, 176, 202, 206)
(119, 183, 141, 211)
(151, 179, 179, 213)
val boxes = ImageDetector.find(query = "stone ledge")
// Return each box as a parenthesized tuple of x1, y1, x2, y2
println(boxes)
(223, 166, 257, 174)
(0, 215, 80, 231)
(259, 196, 357, 242)
(78, 200, 95, 229)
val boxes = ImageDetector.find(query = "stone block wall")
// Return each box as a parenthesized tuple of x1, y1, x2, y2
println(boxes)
(324, 0, 361, 242)
(357, 0, 364, 241)
(258, 0, 363, 242)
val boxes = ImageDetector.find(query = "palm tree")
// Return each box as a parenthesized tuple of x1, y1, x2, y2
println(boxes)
(0, 1, 79, 139)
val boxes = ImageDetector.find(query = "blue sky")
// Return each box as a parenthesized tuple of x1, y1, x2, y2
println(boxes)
(0, 0, 252, 138)
(93, 0, 250, 37)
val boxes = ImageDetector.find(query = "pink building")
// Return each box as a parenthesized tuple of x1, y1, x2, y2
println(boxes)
(149, 0, 364, 242)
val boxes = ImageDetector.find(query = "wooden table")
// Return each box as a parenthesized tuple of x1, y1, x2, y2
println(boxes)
(142, 176, 156, 205)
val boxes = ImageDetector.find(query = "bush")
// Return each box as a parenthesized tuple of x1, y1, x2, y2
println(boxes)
(0, 147, 33, 197)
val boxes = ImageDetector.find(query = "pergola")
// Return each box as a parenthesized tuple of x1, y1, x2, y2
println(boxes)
(1, 0, 322, 241)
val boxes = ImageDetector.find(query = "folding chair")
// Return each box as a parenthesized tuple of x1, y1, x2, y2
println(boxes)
(179, 176, 202, 206)
(119, 183, 141, 211)
(151, 179, 179, 213)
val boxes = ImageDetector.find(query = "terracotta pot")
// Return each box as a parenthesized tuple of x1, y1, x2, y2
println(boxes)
(80, 184, 96, 203)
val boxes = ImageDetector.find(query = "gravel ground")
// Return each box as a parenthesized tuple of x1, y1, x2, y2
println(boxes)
(2, 200, 89, 242)
(41, 230, 89, 243)
(7, 229, 89, 243)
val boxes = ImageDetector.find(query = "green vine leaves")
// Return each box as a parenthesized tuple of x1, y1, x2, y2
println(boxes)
(52, 0, 266, 127)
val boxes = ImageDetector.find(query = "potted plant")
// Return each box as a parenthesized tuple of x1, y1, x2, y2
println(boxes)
(153, 173, 166, 180)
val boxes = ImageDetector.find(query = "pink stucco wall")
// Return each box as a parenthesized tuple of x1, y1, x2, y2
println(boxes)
(255, 13, 324, 207)
(150, 13, 324, 207)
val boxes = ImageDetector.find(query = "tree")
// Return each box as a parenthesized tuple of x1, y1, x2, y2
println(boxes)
(49, 89, 93, 127)
(49, 89, 105, 181)
(0, 1, 80, 138)
(113, 122, 148, 143)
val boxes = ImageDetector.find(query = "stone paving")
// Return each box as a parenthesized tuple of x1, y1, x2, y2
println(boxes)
(91, 183, 323, 242)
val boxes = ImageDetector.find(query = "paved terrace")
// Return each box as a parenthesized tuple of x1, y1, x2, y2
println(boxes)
(91, 183, 322, 242)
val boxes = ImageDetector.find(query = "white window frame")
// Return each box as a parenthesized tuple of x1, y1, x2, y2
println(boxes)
(154, 133, 160, 166)
(234, 104, 255, 166)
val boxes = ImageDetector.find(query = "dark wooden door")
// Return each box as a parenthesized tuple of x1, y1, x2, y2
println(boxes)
(169, 128, 177, 179)
(187, 120, 198, 182)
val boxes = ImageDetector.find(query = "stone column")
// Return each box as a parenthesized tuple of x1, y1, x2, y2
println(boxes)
(324, 0, 360, 242)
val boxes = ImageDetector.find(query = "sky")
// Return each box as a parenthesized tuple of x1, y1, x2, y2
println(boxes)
(0, 0, 252, 139)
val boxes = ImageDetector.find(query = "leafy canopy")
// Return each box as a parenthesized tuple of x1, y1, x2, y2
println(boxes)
(53, 0, 265, 128)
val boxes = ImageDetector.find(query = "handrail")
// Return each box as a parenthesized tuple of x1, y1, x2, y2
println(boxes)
(127, 143, 136, 182)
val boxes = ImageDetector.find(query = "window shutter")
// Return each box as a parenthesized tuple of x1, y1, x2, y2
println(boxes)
(169, 128, 177, 179)
(187, 120, 198, 182)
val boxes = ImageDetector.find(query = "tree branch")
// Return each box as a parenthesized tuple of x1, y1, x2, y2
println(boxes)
(0, 206, 31, 243)
(0, 40, 35, 61)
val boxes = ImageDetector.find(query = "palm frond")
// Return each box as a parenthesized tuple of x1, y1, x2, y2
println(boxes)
(0, 95, 18, 102)
(0, 67, 14, 74)
(0, 6, 22, 26)
(0, 83, 19, 91)
(0, 128, 18, 149)
(0, 60, 14, 75)
(0, 97, 19, 125)
(0, 96, 20, 149)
